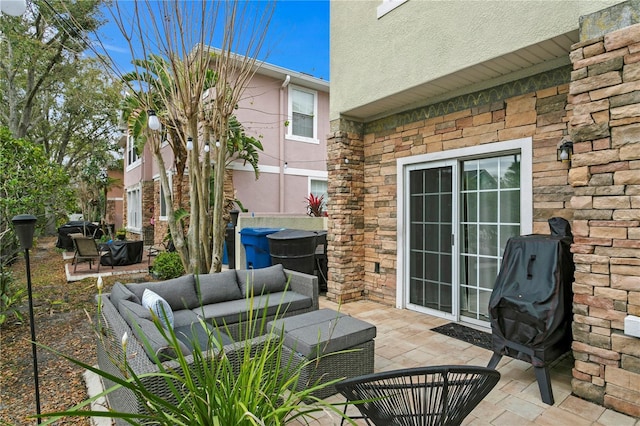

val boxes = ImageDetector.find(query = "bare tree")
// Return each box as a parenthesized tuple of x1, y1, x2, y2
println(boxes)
(106, 1, 274, 273)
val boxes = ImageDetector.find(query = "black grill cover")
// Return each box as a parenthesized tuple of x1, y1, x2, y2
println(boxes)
(100, 240, 144, 266)
(488, 220, 574, 367)
(56, 221, 103, 250)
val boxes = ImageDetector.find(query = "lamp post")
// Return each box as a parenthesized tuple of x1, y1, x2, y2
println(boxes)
(11, 214, 41, 424)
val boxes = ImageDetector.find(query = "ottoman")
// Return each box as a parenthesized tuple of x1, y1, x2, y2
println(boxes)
(267, 308, 376, 399)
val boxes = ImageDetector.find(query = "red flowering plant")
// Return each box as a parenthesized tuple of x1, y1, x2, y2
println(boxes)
(305, 193, 327, 217)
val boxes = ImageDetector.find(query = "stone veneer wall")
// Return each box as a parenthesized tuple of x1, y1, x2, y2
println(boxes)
(327, 70, 574, 304)
(326, 128, 366, 303)
(568, 22, 640, 417)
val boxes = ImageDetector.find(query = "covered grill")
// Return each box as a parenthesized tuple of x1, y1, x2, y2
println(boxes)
(487, 217, 574, 405)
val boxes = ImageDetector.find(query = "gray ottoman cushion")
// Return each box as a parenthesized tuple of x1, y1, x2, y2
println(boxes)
(268, 309, 377, 360)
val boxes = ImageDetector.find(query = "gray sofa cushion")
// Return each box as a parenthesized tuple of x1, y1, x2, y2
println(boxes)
(197, 291, 312, 327)
(174, 322, 233, 352)
(126, 274, 199, 310)
(172, 308, 200, 328)
(118, 299, 189, 360)
(118, 299, 153, 321)
(236, 264, 287, 297)
(110, 282, 141, 310)
(196, 271, 242, 304)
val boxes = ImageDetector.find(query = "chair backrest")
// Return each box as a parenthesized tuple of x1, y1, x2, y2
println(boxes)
(336, 365, 500, 426)
(143, 227, 155, 246)
(72, 236, 99, 256)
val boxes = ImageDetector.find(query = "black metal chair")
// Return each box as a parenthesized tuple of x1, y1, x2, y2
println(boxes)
(71, 235, 114, 273)
(336, 365, 501, 426)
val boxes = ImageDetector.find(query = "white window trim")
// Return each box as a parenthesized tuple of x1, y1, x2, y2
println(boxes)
(377, 0, 408, 18)
(286, 85, 319, 145)
(126, 184, 142, 233)
(308, 177, 328, 197)
(395, 138, 533, 311)
(126, 135, 141, 171)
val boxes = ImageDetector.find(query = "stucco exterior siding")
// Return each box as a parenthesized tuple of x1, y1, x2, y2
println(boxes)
(330, 0, 623, 121)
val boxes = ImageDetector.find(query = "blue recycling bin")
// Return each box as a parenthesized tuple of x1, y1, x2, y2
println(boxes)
(240, 227, 282, 269)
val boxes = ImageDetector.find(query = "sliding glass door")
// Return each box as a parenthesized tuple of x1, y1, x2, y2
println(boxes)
(403, 143, 528, 327)
(407, 162, 454, 318)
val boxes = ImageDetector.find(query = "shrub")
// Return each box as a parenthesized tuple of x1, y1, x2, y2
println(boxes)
(151, 251, 184, 279)
(0, 270, 25, 326)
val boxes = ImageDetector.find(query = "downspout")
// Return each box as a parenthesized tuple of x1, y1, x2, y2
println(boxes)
(279, 74, 290, 212)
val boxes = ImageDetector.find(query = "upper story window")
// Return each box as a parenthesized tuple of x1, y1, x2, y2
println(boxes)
(288, 85, 319, 144)
(126, 135, 140, 168)
(377, 0, 408, 18)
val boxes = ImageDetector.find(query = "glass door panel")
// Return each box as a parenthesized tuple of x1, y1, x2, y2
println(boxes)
(408, 166, 453, 316)
(459, 154, 521, 323)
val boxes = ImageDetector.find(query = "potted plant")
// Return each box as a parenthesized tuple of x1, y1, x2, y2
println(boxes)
(305, 193, 327, 217)
(115, 228, 126, 240)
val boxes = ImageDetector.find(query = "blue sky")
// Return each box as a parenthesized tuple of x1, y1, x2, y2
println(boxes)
(94, 1, 330, 81)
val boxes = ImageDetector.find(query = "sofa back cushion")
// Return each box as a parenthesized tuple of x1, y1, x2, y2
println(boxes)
(196, 270, 242, 305)
(126, 274, 198, 310)
(236, 264, 287, 297)
(110, 282, 141, 310)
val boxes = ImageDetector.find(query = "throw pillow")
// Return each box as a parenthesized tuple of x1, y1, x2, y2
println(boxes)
(142, 289, 174, 330)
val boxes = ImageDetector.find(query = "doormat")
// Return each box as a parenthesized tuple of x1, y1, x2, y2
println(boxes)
(431, 323, 493, 350)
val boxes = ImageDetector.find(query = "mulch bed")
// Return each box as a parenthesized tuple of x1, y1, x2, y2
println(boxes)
(0, 236, 151, 425)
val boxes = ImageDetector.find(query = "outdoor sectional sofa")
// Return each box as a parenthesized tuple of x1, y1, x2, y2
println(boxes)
(96, 264, 318, 421)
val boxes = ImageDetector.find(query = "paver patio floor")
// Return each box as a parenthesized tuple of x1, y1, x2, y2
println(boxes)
(294, 297, 640, 426)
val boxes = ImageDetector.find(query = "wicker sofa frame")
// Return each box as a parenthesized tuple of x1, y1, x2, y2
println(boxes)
(96, 269, 318, 422)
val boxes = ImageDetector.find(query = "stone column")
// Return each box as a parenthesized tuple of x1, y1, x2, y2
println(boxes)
(568, 1, 640, 416)
(326, 119, 365, 303)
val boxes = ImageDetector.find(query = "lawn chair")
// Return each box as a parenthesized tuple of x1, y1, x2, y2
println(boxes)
(336, 365, 500, 426)
(71, 235, 114, 273)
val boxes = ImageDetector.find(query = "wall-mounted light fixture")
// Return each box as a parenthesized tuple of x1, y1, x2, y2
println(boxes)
(557, 138, 573, 163)
(186, 137, 193, 151)
(147, 110, 161, 131)
(284, 162, 288, 169)
(344, 157, 349, 164)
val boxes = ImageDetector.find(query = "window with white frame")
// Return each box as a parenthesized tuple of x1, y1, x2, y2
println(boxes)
(288, 86, 318, 143)
(127, 135, 139, 167)
(159, 174, 172, 220)
(310, 179, 328, 200)
(377, 0, 408, 18)
(127, 187, 142, 230)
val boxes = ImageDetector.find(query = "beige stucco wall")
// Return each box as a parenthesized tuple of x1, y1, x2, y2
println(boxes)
(330, 0, 623, 121)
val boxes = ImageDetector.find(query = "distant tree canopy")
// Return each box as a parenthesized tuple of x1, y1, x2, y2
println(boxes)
(0, 127, 75, 260)
(0, 0, 123, 225)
